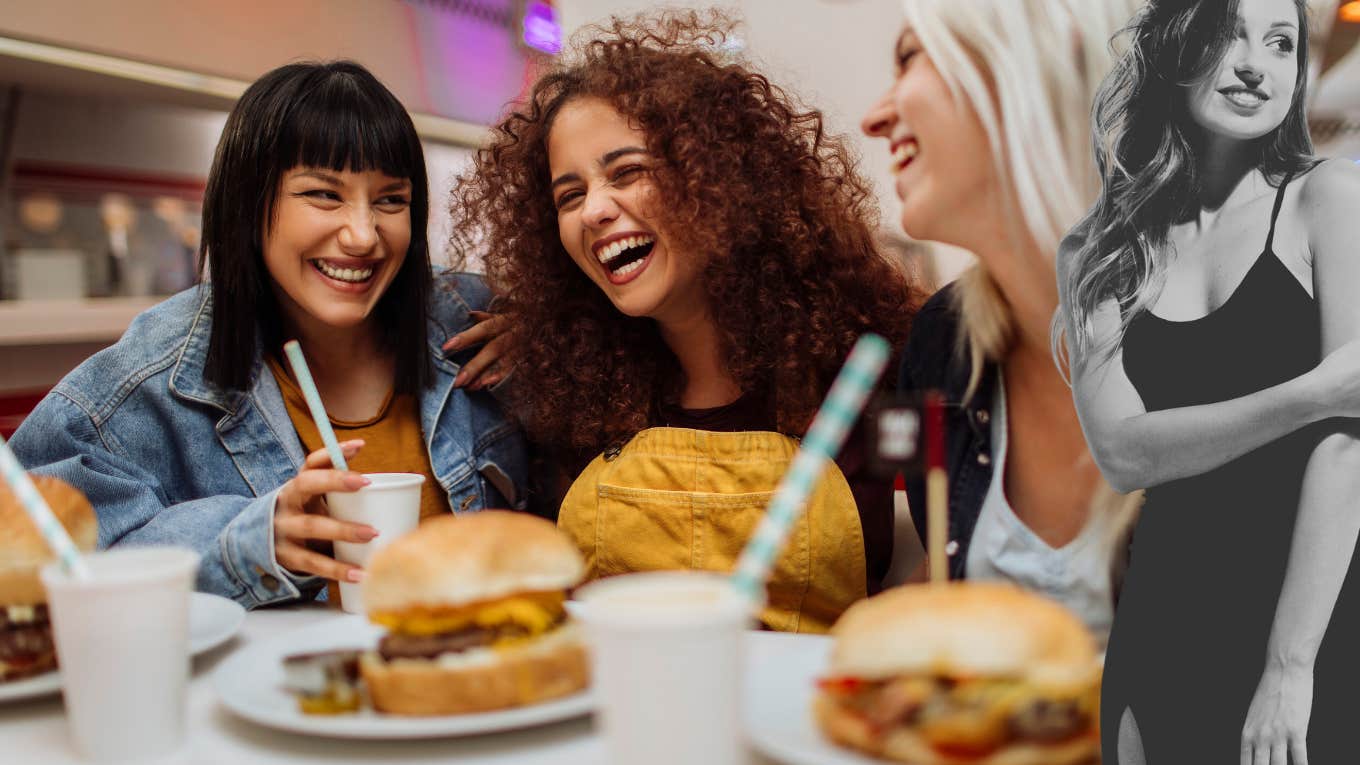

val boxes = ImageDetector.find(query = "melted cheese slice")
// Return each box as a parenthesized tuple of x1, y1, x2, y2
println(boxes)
(370, 591, 566, 637)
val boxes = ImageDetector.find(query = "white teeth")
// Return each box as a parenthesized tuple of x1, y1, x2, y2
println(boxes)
(614, 258, 645, 276)
(892, 141, 919, 169)
(595, 234, 656, 265)
(1223, 90, 1264, 107)
(315, 261, 375, 283)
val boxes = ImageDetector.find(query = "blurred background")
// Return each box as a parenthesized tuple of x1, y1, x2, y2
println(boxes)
(0, 0, 1357, 435)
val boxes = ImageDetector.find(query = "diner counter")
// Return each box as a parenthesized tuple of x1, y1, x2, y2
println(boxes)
(1, 604, 787, 765)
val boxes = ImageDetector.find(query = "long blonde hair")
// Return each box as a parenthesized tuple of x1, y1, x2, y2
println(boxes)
(905, 0, 1147, 574)
(901, 0, 1142, 393)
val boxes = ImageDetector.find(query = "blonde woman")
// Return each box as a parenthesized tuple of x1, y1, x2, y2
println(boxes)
(859, 0, 1142, 644)
(1060, 0, 1360, 761)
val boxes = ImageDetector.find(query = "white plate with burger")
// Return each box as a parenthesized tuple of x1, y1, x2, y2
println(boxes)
(1, 474, 245, 703)
(745, 583, 1102, 765)
(214, 511, 594, 739)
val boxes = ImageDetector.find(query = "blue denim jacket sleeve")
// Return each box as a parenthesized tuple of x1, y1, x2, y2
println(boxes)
(10, 391, 320, 609)
(10, 276, 525, 610)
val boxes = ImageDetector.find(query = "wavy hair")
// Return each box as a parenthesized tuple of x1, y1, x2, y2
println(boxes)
(450, 10, 919, 455)
(1059, 0, 1316, 369)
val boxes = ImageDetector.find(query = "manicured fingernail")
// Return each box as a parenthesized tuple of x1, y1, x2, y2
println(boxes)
(346, 569, 365, 583)
(445, 336, 462, 351)
(453, 372, 466, 387)
(347, 474, 370, 488)
(363, 527, 379, 540)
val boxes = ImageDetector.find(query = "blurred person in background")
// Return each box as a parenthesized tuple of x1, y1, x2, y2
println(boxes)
(11, 61, 525, 609)
(1059, 0, 1360, 760)
(451, 11, 922, 634)
(859, 0, 1144, 644)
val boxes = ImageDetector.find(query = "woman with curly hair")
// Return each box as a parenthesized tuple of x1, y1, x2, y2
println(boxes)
(450, 11, 919, 633)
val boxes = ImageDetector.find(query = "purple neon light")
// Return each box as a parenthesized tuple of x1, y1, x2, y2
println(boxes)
(523, 1, 561, 54)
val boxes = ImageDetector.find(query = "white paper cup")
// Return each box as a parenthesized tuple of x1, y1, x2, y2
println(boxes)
(41, 547, 199, 763)
(573, 571, 753, 765)
(327, 472, 423, 613)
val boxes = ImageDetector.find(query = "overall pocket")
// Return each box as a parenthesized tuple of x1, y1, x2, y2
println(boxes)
(594, 485, 812, 632)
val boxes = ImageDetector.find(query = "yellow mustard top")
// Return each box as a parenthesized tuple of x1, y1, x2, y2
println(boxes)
(558, 427, 867, 634)
(266, 356, 447, 521)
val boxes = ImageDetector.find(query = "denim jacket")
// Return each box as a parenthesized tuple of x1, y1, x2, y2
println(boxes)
(11, 271, 528, 609)
(897, 284, 999, 580)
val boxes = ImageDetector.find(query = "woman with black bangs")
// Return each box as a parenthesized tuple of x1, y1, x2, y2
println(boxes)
(11, 61, 527, 609)
(1058, 0, 1360, 761)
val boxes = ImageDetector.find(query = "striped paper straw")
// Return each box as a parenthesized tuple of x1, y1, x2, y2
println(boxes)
(0, 435, 90, 579)
(283, 340, 349, 472)
(731, 334, 891, 607)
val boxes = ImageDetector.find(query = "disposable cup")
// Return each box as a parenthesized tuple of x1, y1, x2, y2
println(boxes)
(41, 547, 200, 762)
(572, 571, 753, 765)
(326, 472, 423, 613)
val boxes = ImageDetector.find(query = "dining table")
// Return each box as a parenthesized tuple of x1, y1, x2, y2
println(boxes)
(2, 603, 797, 765)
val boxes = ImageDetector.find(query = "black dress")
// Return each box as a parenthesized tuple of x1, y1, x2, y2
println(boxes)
(1102, 171, 1360, 762)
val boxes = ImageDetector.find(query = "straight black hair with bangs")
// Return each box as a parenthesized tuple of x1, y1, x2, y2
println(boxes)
(199, 60, 431, 393)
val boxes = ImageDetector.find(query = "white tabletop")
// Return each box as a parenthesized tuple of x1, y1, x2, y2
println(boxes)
(1, 604, 788, 765)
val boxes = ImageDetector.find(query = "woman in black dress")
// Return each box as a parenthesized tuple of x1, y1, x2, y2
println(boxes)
(1059, 0, 1360, 762)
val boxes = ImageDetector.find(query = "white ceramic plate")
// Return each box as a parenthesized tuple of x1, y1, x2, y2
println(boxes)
(189, 591, 248, 655)
(744, 632, 887, 765)
(0, 592, 245, 704)
(213, 614, 594, 739)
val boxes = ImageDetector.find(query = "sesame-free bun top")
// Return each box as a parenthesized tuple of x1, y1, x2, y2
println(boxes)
(0, 475, 98, 606)
(363, 511, 585, 613)
(828, 582, 1098, 688)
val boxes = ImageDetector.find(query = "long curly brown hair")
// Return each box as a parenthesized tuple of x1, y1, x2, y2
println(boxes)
(451, 10, 920, 456)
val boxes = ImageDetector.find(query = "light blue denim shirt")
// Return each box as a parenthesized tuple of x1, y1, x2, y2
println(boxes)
(11, 271, 527, 609)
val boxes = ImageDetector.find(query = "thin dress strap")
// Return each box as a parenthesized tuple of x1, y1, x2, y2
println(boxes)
(1264, 170, 1295, 254)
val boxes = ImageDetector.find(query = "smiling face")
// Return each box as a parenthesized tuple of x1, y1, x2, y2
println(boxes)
(263, 167, 412, 337)
(860, 28, 997, 247)
(547, 97, 706, 323)
(1185, 0, 1299, 142)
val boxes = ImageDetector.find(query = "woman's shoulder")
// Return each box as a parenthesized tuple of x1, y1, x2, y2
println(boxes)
(899, 284, 966, 390)
(44, 287, 210, 420)
(63, 288, 207, 384)
(428, 270, 492, 327)
(1297, 158, 1360, 218)
(1295, 159, 1360, 261)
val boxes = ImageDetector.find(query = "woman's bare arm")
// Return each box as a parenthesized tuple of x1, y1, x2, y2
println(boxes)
(1061, 231, 1333, 493)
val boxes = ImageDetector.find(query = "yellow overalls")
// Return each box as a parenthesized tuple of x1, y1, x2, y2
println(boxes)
(558, 427, 867, 633)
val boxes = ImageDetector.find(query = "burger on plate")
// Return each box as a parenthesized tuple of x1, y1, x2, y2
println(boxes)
(359, 511, 589, 715)
(814, 582, 1100, 765)
(0, 475, 97, 683)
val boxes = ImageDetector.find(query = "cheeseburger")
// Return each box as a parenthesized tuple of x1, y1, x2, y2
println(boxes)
(359, 511, 589, 715)
(0, 475, 97, 683)
(815, 582, 1100, 765)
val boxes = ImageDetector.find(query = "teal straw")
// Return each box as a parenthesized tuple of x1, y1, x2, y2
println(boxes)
(730, 334, 890, 607)
(0, 435, 90, 579)
(282, 340, 349, 472)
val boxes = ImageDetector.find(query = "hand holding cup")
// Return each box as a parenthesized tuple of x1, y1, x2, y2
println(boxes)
(273, 440, 377, 583)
